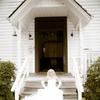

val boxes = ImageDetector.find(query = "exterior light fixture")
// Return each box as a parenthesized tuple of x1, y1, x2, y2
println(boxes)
(71, 32, 73, 37)
(29, 33, 33, 40)
(12, 31, 17, 36)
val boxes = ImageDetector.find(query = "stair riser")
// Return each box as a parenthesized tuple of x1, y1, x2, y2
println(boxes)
(23, 88, 76, 93)
(64, 95, 77, 99)
(26, 82, 75, 86)
(25, 82, 76, 89)
(21, 94, 77, 100)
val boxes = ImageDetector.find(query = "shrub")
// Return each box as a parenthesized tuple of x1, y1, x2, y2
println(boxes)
(84, 57, 100, 100)
(0, 61, 15, 100)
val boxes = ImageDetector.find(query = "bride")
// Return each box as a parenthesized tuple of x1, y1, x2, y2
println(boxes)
(23, 69, 63, 100)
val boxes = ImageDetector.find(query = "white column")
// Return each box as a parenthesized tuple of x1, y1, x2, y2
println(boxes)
(32, 19, 35, 73)
(17, 22, 22, 70)
(28, 19, 35, 73)
(79, 21, 84, 76)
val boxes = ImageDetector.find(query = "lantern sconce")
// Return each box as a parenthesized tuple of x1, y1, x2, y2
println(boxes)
(12, 26, 17, 36)
(12, 31, 17, 36)
(29, 33, 33, 40)
(71, 32, 73, 37)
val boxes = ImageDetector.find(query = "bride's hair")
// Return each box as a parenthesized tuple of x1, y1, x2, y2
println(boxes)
(47, 69, 57, 78)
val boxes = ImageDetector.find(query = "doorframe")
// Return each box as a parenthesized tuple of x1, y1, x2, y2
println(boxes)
(35, 17, 68, 73)
(63, 17, 67, 72)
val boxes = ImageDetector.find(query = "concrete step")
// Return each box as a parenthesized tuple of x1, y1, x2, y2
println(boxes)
(20, 73, 77, 100)
(21, 89, 77, 95)
(23, 87, 76, 94)
(24, 81, 76, 88)
(21, 92, 77, 100)
(63, 92, 77, 99)
(64, 99, 77, 100)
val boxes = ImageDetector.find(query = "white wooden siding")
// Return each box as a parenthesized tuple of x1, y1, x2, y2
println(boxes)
(0, 0, 23, 64)
(77, 0, 100, 51)
(0, 0, 100, 73)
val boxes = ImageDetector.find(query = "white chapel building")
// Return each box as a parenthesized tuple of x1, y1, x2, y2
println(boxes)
(0, 0, 100, 100)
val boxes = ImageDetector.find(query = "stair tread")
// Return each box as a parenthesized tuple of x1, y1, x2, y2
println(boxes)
(23, 85, 76, 88)
(22, 91, 77, 94)
(25, 77, 75, 82)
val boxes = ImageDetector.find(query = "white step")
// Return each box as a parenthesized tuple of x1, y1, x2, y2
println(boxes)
(20, 74, 77, 99)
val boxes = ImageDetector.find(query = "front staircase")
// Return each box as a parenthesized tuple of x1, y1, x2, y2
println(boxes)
(20, 73, 77, 100)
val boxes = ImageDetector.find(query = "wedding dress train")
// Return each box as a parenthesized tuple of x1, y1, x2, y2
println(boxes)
(23, 79, 63, 100)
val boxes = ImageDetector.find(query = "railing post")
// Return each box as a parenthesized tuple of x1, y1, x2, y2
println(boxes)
(78, 90, 82, 100)
(15, 89, 19, 100)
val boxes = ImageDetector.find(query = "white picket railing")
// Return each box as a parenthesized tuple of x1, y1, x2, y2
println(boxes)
(84, 50, 100, 69)
(11, 57, 29, 100)
(72, 58, 84, 100)
(82, 50, 100, 83)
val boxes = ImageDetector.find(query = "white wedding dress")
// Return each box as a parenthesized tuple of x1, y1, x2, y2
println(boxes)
(23, 79, 63, 100)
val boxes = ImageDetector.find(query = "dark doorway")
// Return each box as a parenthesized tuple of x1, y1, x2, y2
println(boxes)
(35, 17, 67, 72)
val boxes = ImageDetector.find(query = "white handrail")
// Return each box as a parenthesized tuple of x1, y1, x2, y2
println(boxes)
(72, 58, 84, 100)
(11, 57, 29, 100)
(11, 57, 28, 91)
(83, 50, 100, 83)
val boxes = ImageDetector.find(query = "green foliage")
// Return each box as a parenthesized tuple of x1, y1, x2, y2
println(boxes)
(84, 57, 100, 100)
(0, 61, 15, 100)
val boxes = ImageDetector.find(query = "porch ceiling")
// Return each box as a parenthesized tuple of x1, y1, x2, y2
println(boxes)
(8, 0, 91, 31)
(20, 6, 68, 30)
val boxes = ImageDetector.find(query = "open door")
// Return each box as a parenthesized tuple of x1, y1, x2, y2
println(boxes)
(35, 17, 67, 72)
